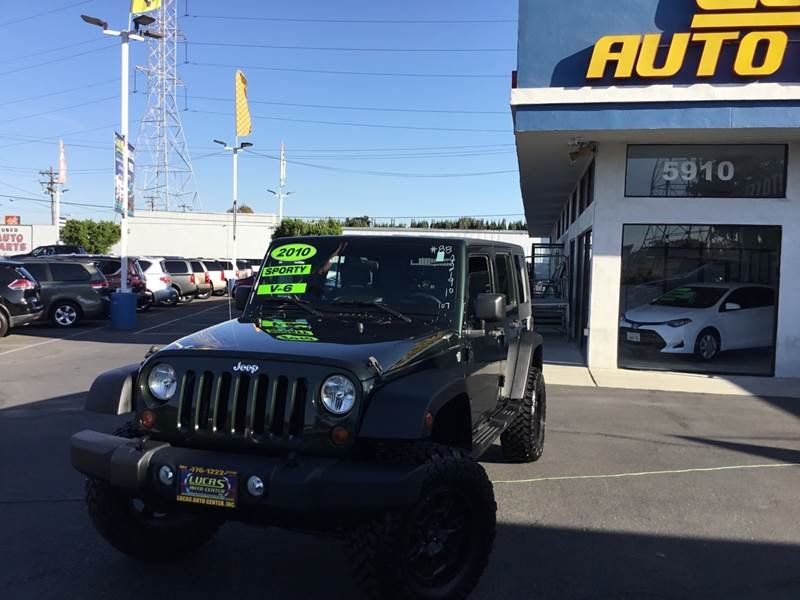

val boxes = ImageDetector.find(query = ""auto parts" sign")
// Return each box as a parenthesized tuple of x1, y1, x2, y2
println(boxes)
(0, 225, 31, 256)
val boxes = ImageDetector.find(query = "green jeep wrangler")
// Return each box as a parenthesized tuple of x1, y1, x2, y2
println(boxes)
(71, 235, 546, 600)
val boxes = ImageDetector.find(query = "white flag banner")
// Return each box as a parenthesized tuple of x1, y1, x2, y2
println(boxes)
(57, 140, 67, 185)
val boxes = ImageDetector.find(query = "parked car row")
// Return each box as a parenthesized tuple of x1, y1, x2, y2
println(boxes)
(0, 254, 263, 337)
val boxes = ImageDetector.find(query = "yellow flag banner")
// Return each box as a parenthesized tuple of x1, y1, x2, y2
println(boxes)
(235, 70, 252, 137)
(131, 0, 162, 14)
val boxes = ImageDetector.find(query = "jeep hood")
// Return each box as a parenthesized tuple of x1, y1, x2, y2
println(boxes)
(158, 316, 457, 380)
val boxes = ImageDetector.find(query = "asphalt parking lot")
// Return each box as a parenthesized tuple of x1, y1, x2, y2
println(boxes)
(1, 298, 799, 600)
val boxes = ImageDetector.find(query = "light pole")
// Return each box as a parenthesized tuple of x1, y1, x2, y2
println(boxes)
(266, 188, 294, 223)
(81, 13, 160, 318)
(214, 139, 253, 288)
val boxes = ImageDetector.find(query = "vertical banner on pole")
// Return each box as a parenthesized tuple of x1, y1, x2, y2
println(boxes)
(127, 142, 135, 217)
(114, 133, 125, 215)
(115, 133, 135, 216)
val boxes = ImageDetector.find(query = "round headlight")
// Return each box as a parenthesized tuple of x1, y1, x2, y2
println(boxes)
(320, 375, 356, 415)
(148, 363, 177, 401)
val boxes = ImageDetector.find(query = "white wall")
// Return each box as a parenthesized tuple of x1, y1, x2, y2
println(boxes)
(586, 142, 800, 379)
(107, 214, 544, 263)
(27, 225, 59, 249)
(111, 211, 277, 259)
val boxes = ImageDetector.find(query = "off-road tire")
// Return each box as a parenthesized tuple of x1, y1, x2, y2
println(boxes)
(500, 367, 546, 463)
(85, 420, 220, 562)
(196, 290, 211, 300)
(0, 311, 9, 337)
(85, 477, 221, 562)
(346, 443, 496, 600)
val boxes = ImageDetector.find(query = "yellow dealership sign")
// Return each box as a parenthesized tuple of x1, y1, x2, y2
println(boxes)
(587, 0, 800, 80)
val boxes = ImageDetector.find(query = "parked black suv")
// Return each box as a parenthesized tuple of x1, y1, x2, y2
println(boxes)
(15, 244, 88, 258)
(71, 236, 545, 599)
(20, 258, 110, 328)
(0, 260, 43, 336)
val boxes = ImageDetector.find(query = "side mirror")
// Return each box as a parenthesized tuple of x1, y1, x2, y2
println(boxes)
(724, 302, 742, 312)
(475, 293, 506, 322)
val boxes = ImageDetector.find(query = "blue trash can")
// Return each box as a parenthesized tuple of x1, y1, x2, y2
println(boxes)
(110, 291, 138, 331)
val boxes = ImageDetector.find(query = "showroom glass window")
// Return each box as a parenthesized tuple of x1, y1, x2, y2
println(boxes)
(618, 225, 781, 376)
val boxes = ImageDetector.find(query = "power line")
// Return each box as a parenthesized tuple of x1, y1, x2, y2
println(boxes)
(0, 96, 117, 125)
(186, 61, 507, 79)
(0, 124, 115, 150)
(185, 13, 516, 25)
(288, 150, 516, 160)
(189, 109, 509, 133)
(289, 143, 515, 152)
(0, 193, 114, 212)
(249, 151, 517, 178)
(0, 38, 105, 65)
(186, 41, 514, 53)
(0, 79, 118, 108)
(0, 179, 41, 197)
(0, 0, 94, 29)
(0, 44, 115, 77)
(190, 94, 508, 115)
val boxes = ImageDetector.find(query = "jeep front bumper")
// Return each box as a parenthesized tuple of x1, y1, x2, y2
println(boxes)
(70, 430, 425, 513)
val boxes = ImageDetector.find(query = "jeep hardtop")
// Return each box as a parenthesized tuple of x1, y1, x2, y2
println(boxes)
(71, 235, 546, 600)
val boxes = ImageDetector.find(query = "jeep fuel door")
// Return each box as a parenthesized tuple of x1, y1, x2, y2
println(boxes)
(464, 254, 503, 421)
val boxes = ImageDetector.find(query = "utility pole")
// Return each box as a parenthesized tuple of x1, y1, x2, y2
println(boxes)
(145, 195, 158, 211)
(39, 168, 59, 228)
(268, 142, 293, 224)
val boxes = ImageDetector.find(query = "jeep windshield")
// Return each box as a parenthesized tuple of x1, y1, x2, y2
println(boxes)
(247, 237, 462, 325)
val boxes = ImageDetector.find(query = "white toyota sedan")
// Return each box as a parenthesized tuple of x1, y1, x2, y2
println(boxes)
(619, 283, 776, 361)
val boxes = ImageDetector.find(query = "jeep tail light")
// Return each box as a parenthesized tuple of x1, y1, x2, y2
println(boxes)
(7, 278, 35, 291)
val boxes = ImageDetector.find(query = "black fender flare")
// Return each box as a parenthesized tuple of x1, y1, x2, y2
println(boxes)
(508, 329, 544, 401)
(85, 364, 139, 415)
(359, 366, 467, 440)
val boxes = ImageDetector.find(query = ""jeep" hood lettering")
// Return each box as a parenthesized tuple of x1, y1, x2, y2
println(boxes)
(233, 362, 259, 374)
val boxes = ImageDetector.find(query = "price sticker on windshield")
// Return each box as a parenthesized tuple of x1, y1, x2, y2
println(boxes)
(256, 283, 308, 296)
(261, 264, 313, 277)
(270, 243, 317, 262)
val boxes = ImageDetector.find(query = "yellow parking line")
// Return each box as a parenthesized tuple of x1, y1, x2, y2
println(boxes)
(492, 463, 800, 485)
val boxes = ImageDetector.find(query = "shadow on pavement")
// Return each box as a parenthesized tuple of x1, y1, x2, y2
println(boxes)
(3, 518, 800, 600)
(675, 435, 800, 464)
(2, 300, 232, 347)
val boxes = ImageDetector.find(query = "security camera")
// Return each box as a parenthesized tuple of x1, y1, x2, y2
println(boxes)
(568, 141, 597, 165)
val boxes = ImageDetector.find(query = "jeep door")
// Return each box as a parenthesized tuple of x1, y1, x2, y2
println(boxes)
(464, 252, 504, 421)
(492, 251, 524, 398)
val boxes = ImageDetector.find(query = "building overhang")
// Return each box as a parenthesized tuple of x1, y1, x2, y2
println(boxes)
(513, 114, 800, 237)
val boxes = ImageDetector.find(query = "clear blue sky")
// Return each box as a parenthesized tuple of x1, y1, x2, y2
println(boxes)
(0, 0, 521, 225)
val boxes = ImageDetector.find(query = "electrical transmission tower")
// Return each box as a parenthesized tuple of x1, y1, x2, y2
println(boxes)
(135, 0, 198, 212)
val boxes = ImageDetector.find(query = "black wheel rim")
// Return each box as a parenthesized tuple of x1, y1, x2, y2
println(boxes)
(404, 487, 472, 588)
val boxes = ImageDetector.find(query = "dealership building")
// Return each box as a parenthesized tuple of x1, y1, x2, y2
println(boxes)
(513, 0, 800, 389)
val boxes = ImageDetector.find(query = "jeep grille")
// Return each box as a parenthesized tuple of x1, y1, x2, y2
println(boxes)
(176, 370, 307, 439)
